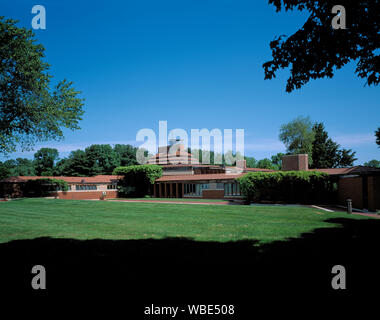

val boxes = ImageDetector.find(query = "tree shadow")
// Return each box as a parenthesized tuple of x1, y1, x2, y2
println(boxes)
(1, 217, 380, 302)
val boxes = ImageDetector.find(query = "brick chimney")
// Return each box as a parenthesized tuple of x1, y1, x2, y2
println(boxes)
(282, 154, 309, 171)
(236, 159, 247, 170)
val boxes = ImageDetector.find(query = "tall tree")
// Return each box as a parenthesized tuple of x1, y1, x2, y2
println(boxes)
(311, 123, 356, 168)
(0, 17, 84, 154)
(84, 144, 118, 175)
(376, 128, 380, 147)
(363, 160, 380, 168)
(336, 148, 357, 168)
(279, 116, 315, 164)
(271, 153, 285, 170)
(113, 144, 138, 167)
(263, 1, 380, 92)
(311, 123, 339, 168)
(54, 150, 90, 177)
(34, 148, 59, 176)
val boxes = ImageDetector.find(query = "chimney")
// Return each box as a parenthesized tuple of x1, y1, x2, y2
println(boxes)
(282, 154, 309, 171)
(236, 159, 247, 170)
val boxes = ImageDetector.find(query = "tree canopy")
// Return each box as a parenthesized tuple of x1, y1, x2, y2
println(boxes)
(311, 122, 356, 168)
(263, 1, 380, 92)
(376, 128, 380, 147)
(0, 17, 84, 154)
(279, 116, 315, 163)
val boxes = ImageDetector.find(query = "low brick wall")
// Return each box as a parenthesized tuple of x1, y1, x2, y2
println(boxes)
(202, 189, 225, 199)
(53, 190, 118, 200)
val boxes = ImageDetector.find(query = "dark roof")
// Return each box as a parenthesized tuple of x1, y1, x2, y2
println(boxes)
(311, 166, 380, 175)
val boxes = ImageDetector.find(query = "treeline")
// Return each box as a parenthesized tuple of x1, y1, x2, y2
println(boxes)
(0, 144, 139, 179)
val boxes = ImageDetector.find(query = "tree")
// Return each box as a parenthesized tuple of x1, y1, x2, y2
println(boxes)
(279, 116, 315, 164)
(336, 149, 357, 168)
(271, 153, 285, 170)
(363, 160, 380, 168)
(256, 158, 278, 170)
(263, 1, 380, 92)
(0, 17, 84, 154)
(54, 150, 90, 176)
(34, 148, 59, 176)
(311, 123, 339, 168)
(245, 156, 257, 168)
(376, 128, 380, 147)
(84, 144, 118, 175)
(113, 144, 139, 167)
(311, 122, 356, 168)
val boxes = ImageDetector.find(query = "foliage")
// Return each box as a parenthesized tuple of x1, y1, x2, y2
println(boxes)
(238, 171, 335, 204)
(23, 178, 68, 197)
(0, 17, 84, 154)
(34, 148, 59, 176)
(113, 164, 162, 197)
(376, 128, 380, 147)
(263, 1, 380, 92)
(363, 159, 380, 168)
(279, 116, 315, 164)
(256, 158, 279, 170)
(311, 122, 356, 168)
(0, 158, 35, 178)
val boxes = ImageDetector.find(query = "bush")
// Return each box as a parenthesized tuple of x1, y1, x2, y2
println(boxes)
(237, 171, 336, 204)
(23, 178, 69, 197)
(113, 165, 162, 197)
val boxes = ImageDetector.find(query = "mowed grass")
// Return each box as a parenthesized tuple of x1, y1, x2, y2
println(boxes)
(111, 198, 228, 202)
(0, 198, 371, 244)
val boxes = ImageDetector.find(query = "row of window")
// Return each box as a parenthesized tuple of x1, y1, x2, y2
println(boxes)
(183, 182, 241, 196)
(224, 183, 240, 196)
(184, 183, 209, 196)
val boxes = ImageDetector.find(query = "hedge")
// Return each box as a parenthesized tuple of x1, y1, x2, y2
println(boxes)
(237, 171, 336, 204)
(113, 164, 162, 197)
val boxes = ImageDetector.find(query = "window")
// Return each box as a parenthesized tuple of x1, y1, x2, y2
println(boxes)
(184, 183, 206, 196)
(224, 182, 241, 196)
(76, 184, 97, 191)
(107, 184, 117, 190)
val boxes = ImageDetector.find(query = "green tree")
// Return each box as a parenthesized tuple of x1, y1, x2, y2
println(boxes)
(84, 144, 118, 175)
(113, 144, 138, 167)
(336, 149, 357, 168)
(363, 160, 380, 168)
(34, 148, 59, 176)
(263, 1, 380, 92)
(271, 153, 285, 170)
(245, 156, 257, 168)
(376, 128, 380, 147)
(54, 150, 90, 176)
(256, 158, 278, 170)
(311, 123, 356, 168)
(0, 17, 84, 154)
(311, 123, 339, 168)
(279, 116, 315, 164)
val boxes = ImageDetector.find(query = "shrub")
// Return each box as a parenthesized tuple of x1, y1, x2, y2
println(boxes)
(113, 165, 162, 197)
(23, 178, 69, 197)
(237, 171, 335, 204)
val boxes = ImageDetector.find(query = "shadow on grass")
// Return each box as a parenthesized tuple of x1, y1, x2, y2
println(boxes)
(1, 217, 380, 300)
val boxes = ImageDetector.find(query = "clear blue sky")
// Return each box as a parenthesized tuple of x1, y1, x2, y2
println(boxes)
(1, 0, 379, 164)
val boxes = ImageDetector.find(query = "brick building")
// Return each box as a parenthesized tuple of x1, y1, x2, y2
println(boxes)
(0, 175, 119, 200)
(1, 142, 379, 211)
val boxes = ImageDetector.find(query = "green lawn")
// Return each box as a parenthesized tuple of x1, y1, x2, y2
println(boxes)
(110, 197, 229, 202)
(0, 198, 372, 244)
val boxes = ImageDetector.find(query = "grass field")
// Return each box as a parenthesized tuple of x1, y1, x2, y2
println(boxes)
(110, 197, 229, 202)
(0, 198, 371, 244)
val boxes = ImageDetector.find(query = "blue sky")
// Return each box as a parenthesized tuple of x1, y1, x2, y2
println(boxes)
(1, 0, 379, 164)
